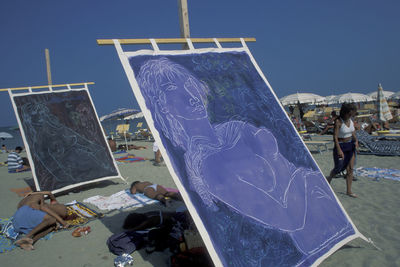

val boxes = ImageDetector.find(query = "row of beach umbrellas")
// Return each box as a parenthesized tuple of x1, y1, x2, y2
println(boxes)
(280, 84, 395, 122)
(280, 86, 399, 106)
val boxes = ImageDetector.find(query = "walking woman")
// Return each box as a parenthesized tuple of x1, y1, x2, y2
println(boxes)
(326, 103, 358, 197)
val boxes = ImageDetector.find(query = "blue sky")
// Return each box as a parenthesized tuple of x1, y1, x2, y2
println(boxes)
(0, 0, 399, 126)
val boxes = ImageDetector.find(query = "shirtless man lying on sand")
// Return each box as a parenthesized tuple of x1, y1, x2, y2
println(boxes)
(13, 191, 70, 250)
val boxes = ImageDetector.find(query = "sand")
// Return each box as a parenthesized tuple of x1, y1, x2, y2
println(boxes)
(0, 137, 399, 267)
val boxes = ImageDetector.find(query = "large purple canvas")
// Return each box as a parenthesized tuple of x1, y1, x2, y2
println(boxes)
(119, 48, 362, 266)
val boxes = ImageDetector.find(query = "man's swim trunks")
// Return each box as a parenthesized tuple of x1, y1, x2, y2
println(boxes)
(12, 205, 46, 234)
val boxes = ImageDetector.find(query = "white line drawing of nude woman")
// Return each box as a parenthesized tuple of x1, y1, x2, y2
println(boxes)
(135, 57, 353, 257)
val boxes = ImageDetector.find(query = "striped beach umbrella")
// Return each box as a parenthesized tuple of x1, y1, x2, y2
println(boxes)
(377, 84, 393, 122)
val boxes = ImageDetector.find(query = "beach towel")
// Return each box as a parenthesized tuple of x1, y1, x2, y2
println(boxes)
(354, 167, 400, 181)
(115, 154, 146, 164)
(113, 150, 127, 154)
(83, 189, 158, 211)
(0, 217, 53, 253)
(65, 201, 103, 226)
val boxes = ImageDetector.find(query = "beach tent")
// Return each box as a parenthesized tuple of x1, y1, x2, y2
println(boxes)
(8, 83, 124, 193)
(103, 38, 369, 266)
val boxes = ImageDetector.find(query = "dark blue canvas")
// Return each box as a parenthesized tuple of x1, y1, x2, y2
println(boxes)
(12, 90, 118, 192)
(126, 50, 360, 266)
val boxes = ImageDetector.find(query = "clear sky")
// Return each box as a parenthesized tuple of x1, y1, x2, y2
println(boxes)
(0, 0, 399, 126)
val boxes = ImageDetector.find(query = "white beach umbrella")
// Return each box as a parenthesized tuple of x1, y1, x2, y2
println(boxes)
(100, 108, 140, 122)
(280, 93, 326, 106)
(377, 84, 393, 122)
(0, 132, 13, 139)
(367, 90, 395, 100)
(331, 92, 372, 104)
(388, 91, 400, 100)
(124, 112, 144, 120)
(325, 95, 338, 105)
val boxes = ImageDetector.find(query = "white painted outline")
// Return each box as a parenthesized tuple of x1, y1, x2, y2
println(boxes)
(112, 39, 368, 267)
(8, 85, 125, 194)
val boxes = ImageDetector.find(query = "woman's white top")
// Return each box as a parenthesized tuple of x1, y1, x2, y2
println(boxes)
(338, 119, 354, 138)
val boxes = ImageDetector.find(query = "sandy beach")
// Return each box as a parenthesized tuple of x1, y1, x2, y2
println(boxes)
(0, 136, 399, 267)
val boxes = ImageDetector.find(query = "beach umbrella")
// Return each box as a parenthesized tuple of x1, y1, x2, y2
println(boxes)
(389, 91, 400, 100)
(331, 92, 372, 104)
(100, 108, 140, 122)
(367, 90, 394, 100)
(377, 84, 393, 122)
(124, 112, 144, 120)
(325, 95, 338, 105)
(0, 132, 13, 139)
(280, 93, 326, 106)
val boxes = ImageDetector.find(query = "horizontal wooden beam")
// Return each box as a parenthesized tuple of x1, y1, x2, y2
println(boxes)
(97, 37, 256, 45)
(0, 82, 95, 92)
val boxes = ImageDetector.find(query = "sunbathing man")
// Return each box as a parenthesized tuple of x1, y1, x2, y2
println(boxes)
(117, 144, 147, 151)
(130, 181, 182, 207)
(13, 191, 70, 250)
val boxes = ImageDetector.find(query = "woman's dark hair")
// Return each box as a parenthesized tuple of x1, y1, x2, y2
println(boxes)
(130, 181, 140, 192)
(339, 103, 357, 119)
(123, 213, 148, 229)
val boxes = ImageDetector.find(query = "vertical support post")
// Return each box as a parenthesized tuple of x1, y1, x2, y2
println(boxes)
(45, 48, 52, 85)
(177, 0, 190, 49)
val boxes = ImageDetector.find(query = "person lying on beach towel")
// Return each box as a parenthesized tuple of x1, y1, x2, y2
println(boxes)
(118, 144, 147, 151)
(130, 181, 182, 207)
(12, 191, 70, 250)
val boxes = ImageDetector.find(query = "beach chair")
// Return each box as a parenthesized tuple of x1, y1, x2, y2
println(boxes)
(303, 121, 325, 134)
(356, 130, 400, 156)
(304, 140, 332, 154)
(116, 124, 131, 141)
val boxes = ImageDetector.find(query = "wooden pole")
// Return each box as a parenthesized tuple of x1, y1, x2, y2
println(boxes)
(0, 82, 95, 92)
(97, 38, 256, 45)
(177, 0, 190, 49)
(45, 48, 52, 85)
